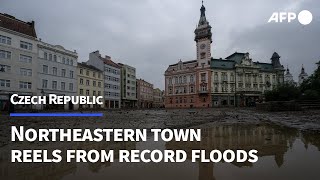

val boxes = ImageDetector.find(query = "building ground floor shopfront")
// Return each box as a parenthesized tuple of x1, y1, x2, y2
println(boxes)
(212, 93, 262, 107)
(105, 99, 120, 109)
(121, 99, 137, 108)
(164, 93, 211, 108)
(212, 94, 235, 107)
(212, 92, 263, 107)
(236, 92, 263, 107)
(0, 91, 34, 112)
(138, 100, 153, 109)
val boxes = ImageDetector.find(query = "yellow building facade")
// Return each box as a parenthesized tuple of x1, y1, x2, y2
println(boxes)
(77, 62, 104, 108)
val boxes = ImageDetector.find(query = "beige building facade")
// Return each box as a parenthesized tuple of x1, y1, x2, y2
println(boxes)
(153, 88, 163, 108)
(137, 79, 153, 108)
(77, 62, 104, 108)
(118, 63, 137, 108)
(211, 52, 284, 107)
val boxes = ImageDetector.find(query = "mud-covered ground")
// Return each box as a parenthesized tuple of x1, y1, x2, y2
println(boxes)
(1, 108, 320, 147)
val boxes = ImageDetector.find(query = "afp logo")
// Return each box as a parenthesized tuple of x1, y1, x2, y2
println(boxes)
(268, 10, 313, 25)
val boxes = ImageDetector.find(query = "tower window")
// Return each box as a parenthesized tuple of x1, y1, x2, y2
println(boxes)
(200, 52, 206, 59)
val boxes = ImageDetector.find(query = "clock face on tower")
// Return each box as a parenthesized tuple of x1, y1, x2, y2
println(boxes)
(200, 44, 206, 49)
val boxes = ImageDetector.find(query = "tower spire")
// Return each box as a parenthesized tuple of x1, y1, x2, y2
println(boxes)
(301, 64, 305, 74)
(194, 0, 212, 42)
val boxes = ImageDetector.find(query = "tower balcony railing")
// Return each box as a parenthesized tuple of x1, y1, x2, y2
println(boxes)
(198, 89, 209, 94)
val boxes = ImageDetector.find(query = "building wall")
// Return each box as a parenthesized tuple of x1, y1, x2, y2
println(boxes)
(119, 64, 137, 108)
(211, 68, 278, 107)
(0, 28, 38, 95)
(0, 27, 38, 110)
(164, 60, 198, 108)
(137, 79, 153, 108)
(37, 41, 78, 110)
(77, 63, 104, 109)
(153, 88, 163, 108)
(87, 51, 121, 108)
(104, 63, 121, 108)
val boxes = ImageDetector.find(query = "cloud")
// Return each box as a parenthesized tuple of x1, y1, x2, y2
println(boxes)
(1, 0, 319, 88)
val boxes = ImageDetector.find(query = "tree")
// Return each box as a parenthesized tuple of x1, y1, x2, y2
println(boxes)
(265, 83, 300, 101)
(300, 66, 320, 100)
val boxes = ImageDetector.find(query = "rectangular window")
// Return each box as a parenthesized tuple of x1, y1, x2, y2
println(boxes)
(20, 68, 32, 76)
(20, 41, 32, 50)
(61, 69, 66, 77)
(42, 79, 48, 88)
(201, 73, 206, 82)
(52, 67, 57, 75)
(49, 54, 52, 61)
(98, 82, 101, 87)
(0, 35, 11, 45)
(0, 50, 11, 59)
(52, 81, 57, 90)
(80, 69, 83, 74)
(20, 54, 32, 63)
(70, 71, 74, 78)
(44, 52, 48, 60)
(93, 72, 96, 77)
(86, 70, 89, 76)
(61, 82, 65, 90)
(80, 78, 83, 85)
(19, 81, 32, 89)
(93, 81, 96, 87)
(69, 83, 73, 91)
(93, 91, 96, 96)
(80, 89, 83, 95)
(86, 80, 90, 86)
(43, 65, 48, 74)
(0, 64, 11, 72)
(86, 90, 90, 95)
(53, 55, 57, 62)
(0, 79, 10, 87)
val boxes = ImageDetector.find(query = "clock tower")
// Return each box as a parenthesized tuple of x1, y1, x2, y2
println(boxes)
(194, 1, 212, 68)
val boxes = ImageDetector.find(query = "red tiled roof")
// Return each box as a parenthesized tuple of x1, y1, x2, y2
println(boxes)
(0, 13, 37, 38)
(99, 57, 121, 69)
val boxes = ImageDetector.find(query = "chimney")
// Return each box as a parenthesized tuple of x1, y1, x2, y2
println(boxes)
(105, 55, 111, 60)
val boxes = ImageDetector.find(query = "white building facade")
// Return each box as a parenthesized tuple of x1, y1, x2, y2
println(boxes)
(0, 13, 38, 110)
(211, 52, 285, 107)
(37, 41, 78, 110)
(87, 51, 121, 108)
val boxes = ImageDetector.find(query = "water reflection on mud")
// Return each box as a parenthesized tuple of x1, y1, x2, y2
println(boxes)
(0, 123, 319, 180)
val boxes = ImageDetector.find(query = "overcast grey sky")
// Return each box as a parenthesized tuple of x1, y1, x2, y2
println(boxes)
(1, 0, 319, 89)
